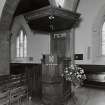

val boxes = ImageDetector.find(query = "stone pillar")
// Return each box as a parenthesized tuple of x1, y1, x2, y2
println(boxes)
(0, 31, 10, 75)
(70, 29, 75, 64)
(0, 0, 20, 75)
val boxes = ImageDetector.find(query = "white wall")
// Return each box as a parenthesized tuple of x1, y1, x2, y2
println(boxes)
(75, 0, 105, 64)
(11, 16, 50, 63)
(28, 33, 50, 63)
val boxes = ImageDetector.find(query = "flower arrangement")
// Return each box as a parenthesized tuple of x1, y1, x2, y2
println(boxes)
(62, 64, 86, 87)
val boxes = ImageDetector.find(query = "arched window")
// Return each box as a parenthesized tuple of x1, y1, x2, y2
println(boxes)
(102, 22, 105, 55)
(55, 0, 64, 7)
(16, 29, 27, 57)
(92, 4, 105, 64)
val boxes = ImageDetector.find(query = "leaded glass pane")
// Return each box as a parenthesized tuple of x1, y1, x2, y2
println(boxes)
(16, 29, 27, 58)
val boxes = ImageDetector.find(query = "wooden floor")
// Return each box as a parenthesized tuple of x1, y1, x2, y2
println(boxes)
(31, 87, 105, 105)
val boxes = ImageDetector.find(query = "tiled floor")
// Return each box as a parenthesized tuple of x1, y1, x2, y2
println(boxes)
(31, 87, 105, 105)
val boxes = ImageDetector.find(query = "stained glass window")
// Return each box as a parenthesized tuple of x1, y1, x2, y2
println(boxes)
(16, 29, 27, 57)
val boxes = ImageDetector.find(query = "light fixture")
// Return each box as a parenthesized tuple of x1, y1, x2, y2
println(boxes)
(48, 16, 55, 20)
(48, 16, 55, 31)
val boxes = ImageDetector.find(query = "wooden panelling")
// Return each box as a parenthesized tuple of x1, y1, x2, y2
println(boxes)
(42, 55, 71, 105)
(0, 74, 29, 105)
(10, 63, 42, 97)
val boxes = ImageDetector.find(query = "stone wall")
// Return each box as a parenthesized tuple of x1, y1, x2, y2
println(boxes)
(0, 0, 20, 75)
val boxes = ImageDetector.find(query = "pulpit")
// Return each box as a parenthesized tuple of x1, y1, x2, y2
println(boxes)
(42, 55, 71, 105)
(22, 0, 80, 104)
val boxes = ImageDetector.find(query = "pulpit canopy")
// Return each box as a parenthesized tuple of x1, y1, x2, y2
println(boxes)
(15, 0, 80, 33)
(24, 6, 80, 33)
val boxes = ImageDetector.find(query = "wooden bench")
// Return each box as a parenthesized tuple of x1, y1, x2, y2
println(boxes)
(79, 65, 105, 87)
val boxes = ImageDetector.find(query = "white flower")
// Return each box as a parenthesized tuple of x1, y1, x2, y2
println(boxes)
(77, 74, 81, 78)
(69, 78, 71, 81)
(76, 72, 79, 75)
(80, 69, 84, 74)
(65, 70, 68, 73)
(70, 64, 75, 69)
(68, 66, 71, 69)
(70, 72, 72, 75)
(65, 67, 68, 70)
